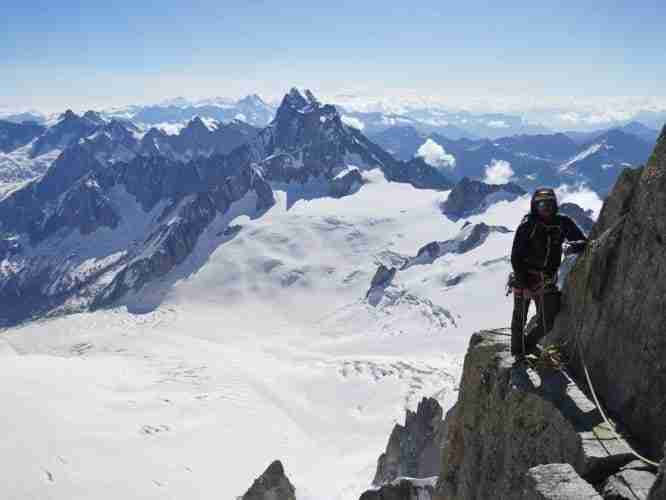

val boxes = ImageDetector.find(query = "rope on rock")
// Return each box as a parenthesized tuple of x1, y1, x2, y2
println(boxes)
(574, 334, 661, 468)
(569, 243, 661, 468)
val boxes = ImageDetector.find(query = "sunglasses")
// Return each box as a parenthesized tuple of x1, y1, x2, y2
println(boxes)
(536, 200, 555, 209)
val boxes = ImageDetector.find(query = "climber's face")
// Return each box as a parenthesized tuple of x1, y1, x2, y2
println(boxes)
(536, 199, 556, 219)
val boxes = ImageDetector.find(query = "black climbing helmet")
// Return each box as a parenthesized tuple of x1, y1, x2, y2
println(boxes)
(530, 187, 558, 214)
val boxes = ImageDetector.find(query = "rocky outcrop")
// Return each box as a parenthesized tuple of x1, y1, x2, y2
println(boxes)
(558, 202, 595, 235)
(601, 460, 658, 499)
(366, 264, 398, 303)
(648, 446, 666, 499)
(588, 166, 643, 239)
(361, 477, 437, 500)
(240, 460, 296, 500)
(434, 330, 652, 500)
(547, 127, 666, 459)
(441, 177, 526, 220)
(522, 464, 602, 499)
(373, 398, 447, 485)
(330, 167, 363, 198)
(401, 223, 511, 270)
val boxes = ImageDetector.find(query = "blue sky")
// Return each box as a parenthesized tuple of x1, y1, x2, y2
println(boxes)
(2, 0, 665, 111)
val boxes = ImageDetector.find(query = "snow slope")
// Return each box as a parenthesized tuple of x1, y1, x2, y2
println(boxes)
(0, 169, 533, 499)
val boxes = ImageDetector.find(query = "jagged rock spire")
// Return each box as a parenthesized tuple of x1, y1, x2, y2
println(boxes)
(240, 460, 296, 500)
(278, 87, 321, 113)
(372, 397, 446, 485)
(82, 110, 105, 125)
(61, 109, 79, 121)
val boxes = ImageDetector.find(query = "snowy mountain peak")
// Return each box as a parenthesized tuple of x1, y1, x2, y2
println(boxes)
(60, 109, 79, 122)
(238, 93, 267, 107)
(281, 87, 321, 113)
(186, 115, 209, 131)
(82, 110, 106, 125)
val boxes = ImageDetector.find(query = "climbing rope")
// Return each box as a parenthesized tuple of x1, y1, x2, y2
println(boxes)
(574, 331, 661, 468)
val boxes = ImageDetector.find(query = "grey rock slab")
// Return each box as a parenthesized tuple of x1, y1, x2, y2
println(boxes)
(522, 463, 602, 500)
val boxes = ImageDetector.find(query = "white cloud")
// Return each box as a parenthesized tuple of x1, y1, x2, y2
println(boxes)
(557, 112, 582, 124)
(234, 113, 247, 122)
(557, 109, 636, 126)
(555, 183, 603, 218)
(341, 115, 365, 130)
(483, 159, 514, 184)
(415, 139, 456, 170)
(486, 120, 509, 128)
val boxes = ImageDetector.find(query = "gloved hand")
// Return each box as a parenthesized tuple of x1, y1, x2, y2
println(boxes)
(564, 240, 587, 255)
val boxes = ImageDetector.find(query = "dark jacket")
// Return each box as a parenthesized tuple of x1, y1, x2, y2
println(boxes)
(511, 212, 586, 287)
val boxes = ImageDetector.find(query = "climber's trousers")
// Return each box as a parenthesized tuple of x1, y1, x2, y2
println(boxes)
(511, 289, 561, 355)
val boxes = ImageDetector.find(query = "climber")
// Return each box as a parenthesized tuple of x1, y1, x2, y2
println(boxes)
(509, 188, 587, 357)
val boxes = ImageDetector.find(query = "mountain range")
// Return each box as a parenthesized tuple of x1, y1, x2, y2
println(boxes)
(369, 123, 656, 195)
(1, 85, 663, 498)
(1, 88, 659, 327)
(0, 88, 454, 326)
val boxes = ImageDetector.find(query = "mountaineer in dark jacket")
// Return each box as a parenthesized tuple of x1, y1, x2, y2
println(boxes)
(510, 187, 587, 356)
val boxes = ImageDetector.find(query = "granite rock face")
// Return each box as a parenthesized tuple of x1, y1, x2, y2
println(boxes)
(522, 464, 602, 500)
(547, 127, 666, 459)
(373, 397, 447, 485)
(648, 445, 666, 499)
(361, 477, 437, 500)
(601, 460, 657, 500)
(441, 177, 525, 220)
(240, 460, 296, 500)
(434, 330, 645, 500)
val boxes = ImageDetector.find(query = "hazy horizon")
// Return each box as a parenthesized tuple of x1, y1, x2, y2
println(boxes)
(4, 1, 665, 110)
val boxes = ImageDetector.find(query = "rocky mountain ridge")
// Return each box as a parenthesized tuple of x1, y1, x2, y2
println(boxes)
(0, 88, 456, 326)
